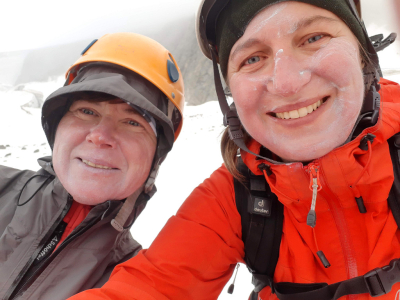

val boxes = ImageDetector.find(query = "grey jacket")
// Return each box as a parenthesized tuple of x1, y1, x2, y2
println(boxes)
(0, 157, 142, 300)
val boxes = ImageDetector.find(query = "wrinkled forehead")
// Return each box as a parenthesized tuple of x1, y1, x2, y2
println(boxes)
(231, 2, 343, 54)
(71, 96, 125, 106)
(244, 2, 336, 34)
(71, 97, 128, 108)
(68, 97, 156, 128)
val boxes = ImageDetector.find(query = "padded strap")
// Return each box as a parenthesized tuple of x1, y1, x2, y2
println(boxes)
(275, 278, 364, 300)
(234, 157, 284, 296)
(388, 134, 400, 227)
(275, 258, 400, 300)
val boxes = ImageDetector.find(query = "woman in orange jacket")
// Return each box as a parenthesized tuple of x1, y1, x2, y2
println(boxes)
(68, 0, 400, 299)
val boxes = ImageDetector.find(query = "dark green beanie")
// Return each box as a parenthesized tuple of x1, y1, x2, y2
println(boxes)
(216, 0, 368, 77)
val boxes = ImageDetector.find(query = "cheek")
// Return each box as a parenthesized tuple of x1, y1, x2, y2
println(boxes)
(230, 73, 266, 116)
(309, 38, 364, 118)
(53, 119, 89, 174)
(309, 38, 363, 88)
(123, 136, 156, 174)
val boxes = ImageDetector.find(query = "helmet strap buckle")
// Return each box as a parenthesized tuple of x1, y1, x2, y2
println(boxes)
(370, 32, 397, 52)
(144, 164, 160, 195)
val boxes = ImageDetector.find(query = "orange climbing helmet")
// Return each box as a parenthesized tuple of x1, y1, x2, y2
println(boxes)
(66, 32, 184, 139)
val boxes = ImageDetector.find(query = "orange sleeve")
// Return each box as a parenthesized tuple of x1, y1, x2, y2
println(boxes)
(68, 165, 245, 300)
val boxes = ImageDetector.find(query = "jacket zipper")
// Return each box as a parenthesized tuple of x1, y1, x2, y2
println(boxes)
(305, 163, 322, 228)
(8, 203, 103, 299)
(3, 195, 73, 300)
(305, 163, 358, 298)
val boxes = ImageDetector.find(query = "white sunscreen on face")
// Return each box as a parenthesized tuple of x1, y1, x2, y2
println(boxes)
(253, 3, 288, 34)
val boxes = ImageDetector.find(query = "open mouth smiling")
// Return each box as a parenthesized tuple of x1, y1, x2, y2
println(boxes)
(270, 96, 329, 119)
(78, 158, 119, 170)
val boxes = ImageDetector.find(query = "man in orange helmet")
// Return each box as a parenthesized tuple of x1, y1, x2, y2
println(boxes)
(0, 32, 184, 300)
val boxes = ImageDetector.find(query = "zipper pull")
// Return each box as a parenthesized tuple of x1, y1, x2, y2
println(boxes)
(305, 164, 330, 268)
(227, 264, 240, 294)
(306, 164, 322, 228)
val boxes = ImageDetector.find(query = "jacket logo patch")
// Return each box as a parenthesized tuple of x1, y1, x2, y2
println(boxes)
(253, 197, 271, 216)
(36, 236, 59, 261)
(33, 221, 67, 266)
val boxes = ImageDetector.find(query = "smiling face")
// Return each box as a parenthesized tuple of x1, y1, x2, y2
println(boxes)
(53, 98, 157, 205)
(227, 1, 365, 162)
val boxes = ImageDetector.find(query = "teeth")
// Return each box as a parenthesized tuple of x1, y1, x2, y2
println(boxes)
(275, 98, 325, 120)
(82, 159, 112, 169)
(289, 110, 299, 119)
(284, 112, 290, 119)
(298, 107, 308, 118)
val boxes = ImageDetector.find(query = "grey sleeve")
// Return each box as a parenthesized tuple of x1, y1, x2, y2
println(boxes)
(0, 165, 35, 235)
(92, 237, 142, 288)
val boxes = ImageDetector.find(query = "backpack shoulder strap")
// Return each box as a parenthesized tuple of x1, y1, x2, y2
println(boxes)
(234, 157, 284, 294)
(388, 133, 400, 227)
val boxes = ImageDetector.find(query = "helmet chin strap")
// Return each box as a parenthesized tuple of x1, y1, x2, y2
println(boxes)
(111, 139, 161, 232)
(111, 167, 158, 232)
(111, 187, 144, 232)
(345, 77, 381, 143)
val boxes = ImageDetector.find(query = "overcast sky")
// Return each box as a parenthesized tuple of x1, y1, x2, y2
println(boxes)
(1, 0, 202, 52)
(1, 0, 399, 53)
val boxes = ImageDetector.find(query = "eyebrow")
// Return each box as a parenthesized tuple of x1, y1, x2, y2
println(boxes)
(230, 15, 340, 62)
(293, 15, 340, 33)
(230, 39, 264, 62)
(122, 106, 142, 116)
(75, 100, 142, 116)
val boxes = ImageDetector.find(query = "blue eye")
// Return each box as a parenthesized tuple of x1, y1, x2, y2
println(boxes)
(307, 35, 324, 44)
(82, 108, 94, 115)
(246, 56, 261, 65)
(128, 120, 140, 127)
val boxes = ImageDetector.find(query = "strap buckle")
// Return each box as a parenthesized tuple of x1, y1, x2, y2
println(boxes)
(223, 109, 238, 126)
(364, 259, 400, 297)
(251, 273, 275, 294)
(224, 110, 244, 140)
(370, 33, 397, 52)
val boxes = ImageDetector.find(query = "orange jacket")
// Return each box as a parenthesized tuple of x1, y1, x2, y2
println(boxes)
(68, 78, 400, 300)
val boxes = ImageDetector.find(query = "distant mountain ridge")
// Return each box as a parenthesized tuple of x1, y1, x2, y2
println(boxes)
(0, 16, 215, 106)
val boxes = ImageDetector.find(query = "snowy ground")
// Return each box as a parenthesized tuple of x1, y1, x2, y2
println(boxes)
(1, 51, 400, 299)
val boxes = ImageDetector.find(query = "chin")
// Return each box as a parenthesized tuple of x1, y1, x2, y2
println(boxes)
(277, 142, 339, 163)
(71, 194, 109, 206)
(279, 150, 328, 163)
(68, 187, 123, 205)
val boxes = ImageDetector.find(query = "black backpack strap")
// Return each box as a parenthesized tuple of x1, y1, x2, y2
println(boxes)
(388, 133, 400, 227)
(274, 258, 400, 300)
(234, 157, 284, 296)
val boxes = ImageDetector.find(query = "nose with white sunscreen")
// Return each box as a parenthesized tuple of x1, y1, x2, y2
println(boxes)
(266, 49, 311, 95)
